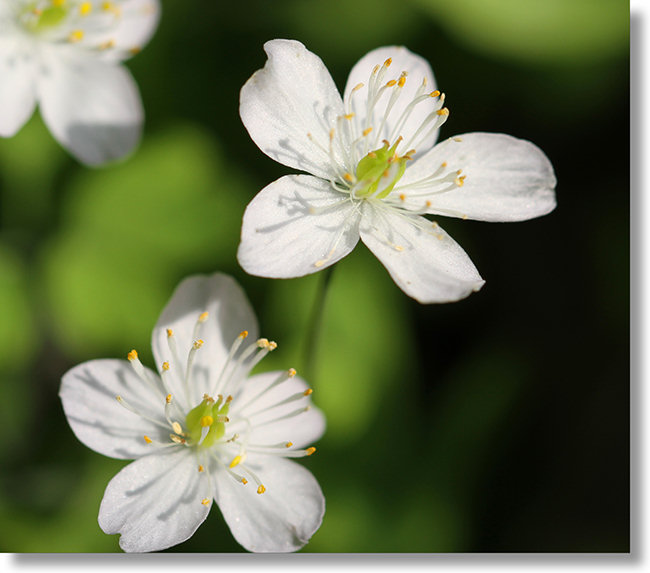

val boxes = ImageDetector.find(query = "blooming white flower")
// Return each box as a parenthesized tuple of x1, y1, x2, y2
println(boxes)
(60, 273, 326, 552)
(238, 40, 557, 303)
(0, 0, 160, 165)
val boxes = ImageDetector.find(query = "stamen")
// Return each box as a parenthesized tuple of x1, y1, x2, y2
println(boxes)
(79, 2, 92, 15)
(257, 485, 266, 495)
(237, 369, 300, 414)
(201, 498, 210, 506)
(68, 30, 84, 43)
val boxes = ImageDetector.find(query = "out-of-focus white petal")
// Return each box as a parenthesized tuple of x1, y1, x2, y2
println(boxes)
(98, 448, 211, 552)
(0, 38, 36, 137)
(37, 49, 142, 166)
(93, 0, 161, 63)
(240, 39, 345, 179)
(231, 371, 326, 449)
(401, 132, 557, 221)
(151, 273, 259, 412)
(360, 204, 484, 303)
(343, 46, 440, 154)
(212, 456, 325, 552)
(60, 359, 168, 460)
(238, 174, 361, 278)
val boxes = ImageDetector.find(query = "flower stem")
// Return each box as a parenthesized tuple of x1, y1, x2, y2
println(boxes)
(303, 266, 335, 384)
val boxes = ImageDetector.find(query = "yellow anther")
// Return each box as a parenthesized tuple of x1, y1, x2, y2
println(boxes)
(441, 161, 448, 168)
(454, 137, 463, 142)
(257, 485, 266, 495)
(268, 341, 278, 351)
(435, 234, 444, 241)
(286, 442, 293, 448)
(242, 478, 248, 485)
(306, 447, 316, 456)
(352, 82, 364, 92)
(372, 64, 380, 75)
(143, 435, 152, 444)
(79, 1, 92, 15)
(166, 328, 173, 337)
(225, 395, 233, 404)
(362, 127, 373, 137)
(127, 349, 138, 361)
(198, 311, 209, 322)
(52, 0, 66, 7)
(430, 90, 441, 98)
(343, 173, 354, 183)
(386, 79, 397, 87)
(198, 465, 204, 472)
(399, 194, 406, 201)
(288, 368, 297, 377)
(239, 330, 249, 339)
(462, 214, 469, 220)
(384, 57, 392, 67)
(68, 30, 84, 43)
(170, 434, 186, 444)
(455, 175, 466, 187)
(398, 76, 407, 88)
(303, 388, 313, 396)
(200, 415, 214, 428)
(344, 113, 355, 120)
(193, 339, 204, 349)
(162, 362, 170, 372)
(437, 108, 449, 116)
(129, 46, 141, 56)
(172, 421, 183, 435)
(165, 393, 172, 404)
(394, 245, 405, 252)
(329, 128, 335, 141)
(426, 200, 432, 208)
(201, 498, 210, 506)
(229, 455, 243, 468)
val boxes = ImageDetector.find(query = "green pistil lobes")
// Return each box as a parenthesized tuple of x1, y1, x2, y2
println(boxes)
(186, 394, 231, 449)
(353, 138, 410, 199)
(23, 1, 69, 31)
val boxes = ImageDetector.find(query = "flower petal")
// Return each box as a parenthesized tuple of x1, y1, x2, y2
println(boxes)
(238, 174, 361, 278)
(212, 456, 324, 552)
(93, 0, 161, 63)
(98, 448, 211, 552)
(0, 38, 36, 137)
(402, 132, 557, 222)
(343, 46, 439, 154)
(60, 359, 169, 460)
(231, 371, 326, 449)
(240, 39, 345, 179)
(151, 273, 259, 412)
(37, 49, 143, 166)
(360, 204, 484, 303)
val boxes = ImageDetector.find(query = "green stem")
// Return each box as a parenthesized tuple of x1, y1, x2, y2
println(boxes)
(303, 265, 335, 383)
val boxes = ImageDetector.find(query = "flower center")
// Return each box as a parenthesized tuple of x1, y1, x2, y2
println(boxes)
(185, 394, 231, 450)
(351, 137, 412, 199)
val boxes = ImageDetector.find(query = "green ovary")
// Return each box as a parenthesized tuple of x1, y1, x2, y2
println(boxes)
(185, 396, 230, 449)
(353, 140, 407, 199)
(22, 3, 68, 32)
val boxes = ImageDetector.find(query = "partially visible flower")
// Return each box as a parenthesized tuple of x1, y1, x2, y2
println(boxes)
(60, 273, 325, 552)
(0, 0, 160, 165)
(238, 40, 557, 303)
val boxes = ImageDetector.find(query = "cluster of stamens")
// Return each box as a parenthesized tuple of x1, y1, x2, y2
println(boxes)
(11, 1, 144, 55)
(116, 310, 317, 501)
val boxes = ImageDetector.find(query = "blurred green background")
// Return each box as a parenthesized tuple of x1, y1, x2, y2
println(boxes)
(0, 0, 629, 552)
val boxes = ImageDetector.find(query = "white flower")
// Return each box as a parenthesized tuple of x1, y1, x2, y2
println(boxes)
(60, 273, 326, 552)
(0, 0, 160, 166)
(238, 40, 557, 303)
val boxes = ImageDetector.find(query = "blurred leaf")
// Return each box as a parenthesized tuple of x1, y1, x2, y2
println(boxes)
(38, 123, 251, 361)
(261, 248, 416, 443)
(409, 0, 628, 65)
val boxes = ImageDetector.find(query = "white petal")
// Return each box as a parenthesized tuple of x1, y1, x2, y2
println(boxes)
(151, 273, 259, 412)
(98, 448, 211, 552)
(94, 0, 161, 63)
(360, 204, 484, 303)
(0, 38, 36, 137)
(238, 174, 361, 278)
(402, 132, 557, 221)
(231, 371, 326, 449)
(213, 456, 324, 552)
(240, 39, 345, 179)
(343, 46, 439, 154)
(60, 359, 169, 460)
(37, 49, 143, 166)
